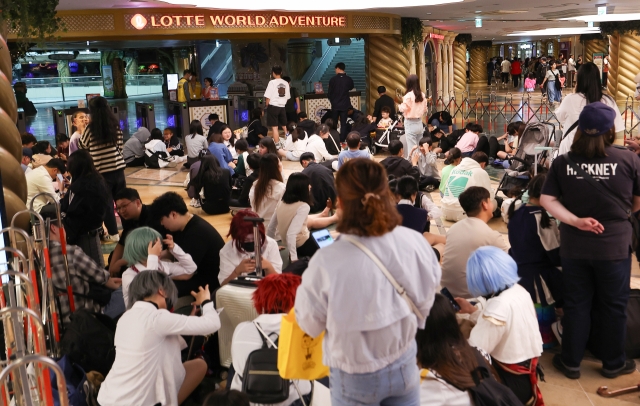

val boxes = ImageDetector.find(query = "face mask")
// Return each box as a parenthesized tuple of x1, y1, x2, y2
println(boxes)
(242, 241, 255, 253)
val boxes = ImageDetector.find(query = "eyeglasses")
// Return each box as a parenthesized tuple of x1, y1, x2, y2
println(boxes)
(115, 200, 135, 212)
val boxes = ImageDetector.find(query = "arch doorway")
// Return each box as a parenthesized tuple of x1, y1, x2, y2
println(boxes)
(424, 40, 436, 98)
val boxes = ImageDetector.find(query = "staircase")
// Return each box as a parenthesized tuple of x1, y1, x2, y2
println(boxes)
(319, 39, 366, 94)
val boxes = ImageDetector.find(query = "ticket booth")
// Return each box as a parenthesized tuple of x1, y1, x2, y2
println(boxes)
(188, 100, 230, 134)
(304, 91, 362, 123)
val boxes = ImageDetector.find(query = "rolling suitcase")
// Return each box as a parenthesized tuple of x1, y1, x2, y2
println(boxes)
(215, 283, 259, 367)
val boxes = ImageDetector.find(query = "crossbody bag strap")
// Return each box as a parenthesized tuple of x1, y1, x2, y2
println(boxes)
(563, 153, 631, 218)
(342, 235, 424, 320)
(560, 119, 579, 142)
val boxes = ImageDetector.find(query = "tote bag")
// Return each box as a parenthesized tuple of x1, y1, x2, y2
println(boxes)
(277, 308, 329, 380)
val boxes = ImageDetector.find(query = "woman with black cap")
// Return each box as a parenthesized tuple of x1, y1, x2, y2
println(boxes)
(541, 102, 640, 380)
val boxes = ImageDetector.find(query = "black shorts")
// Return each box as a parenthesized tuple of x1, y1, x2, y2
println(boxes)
(266, 105, 287, 127)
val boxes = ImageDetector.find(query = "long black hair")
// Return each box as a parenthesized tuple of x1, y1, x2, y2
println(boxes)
(405, 74, 423, 103)
(67, 149, 102, 181)
(507, 173, 552, 228)
(191, 155, 224, 198)
(282, 172, 313, 206)
(576, 62, 613, 104)
(286, 122, 305, 143)
(87, 96, 120, 145)
(189, 120, 204, 139)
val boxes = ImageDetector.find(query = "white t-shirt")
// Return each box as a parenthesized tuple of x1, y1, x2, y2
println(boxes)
(218, 237, 283, 285)
(420, 369, 473, 406)
(264, 78, 290, 107)
(501, 60, 511, 73)
(249, 179, 286, 229)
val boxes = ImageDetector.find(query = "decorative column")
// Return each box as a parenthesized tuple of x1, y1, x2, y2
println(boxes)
(453, 41, 468, 91)
(446, 34, 456, 99)
(419, 41, 427, 97)
(365, 35, 410, 114)
(551, 40, 559, 58)
(0, 34, 28, 229)
(491, 44, 501, 59)
(441, 44, 449, 102)
(469, 45, 489, 85)
(436, 43, 444, 99)
(584, 39, 608, 62)
(610, 32, 640, 100)
(607, 34, 619, 98)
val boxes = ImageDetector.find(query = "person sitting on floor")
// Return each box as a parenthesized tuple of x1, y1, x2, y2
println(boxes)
(26, 158, 65, 213)
(163, 127, 184, 157)
(441, 187, 508, 299)
(121, 227, 196, 308)
(456, 247, 544, 406)
(278, 123, 308, 162)
(56, 133, 70, 161)
(246, 108, 268, 147)
(123, 127, 151, 167)
(394, 176, 429, 234)
(258, 137, 278, 156)
(98, 271, 220, 406)
(249, 153, 285, 230)
(305, 123, 338, 163)
(475, 121, 525, 161)
(299, 152, 337, 213)
(150, 192, 226, 294)
(438, 147, 462, 197)
(336, 131, 372, 171)
(184, 120, 208, 167)
(230, 273, 312, 405)
(230, 153, 261, 208)
(297, 111, 317, 136)
(267, 173, 339, 262)
(188, 155, 232, 215)
(428, 110, 455, 134)
(233, 139, 250, 177)
(380, 140, 420, 183)
(322, 118, 342, 156)
(209, 127, 236, 176)
(441, 152, 497, 222)
(219, 209, 282, 286)
(411, 137, 441, 191)
(453, 123, 482, 158)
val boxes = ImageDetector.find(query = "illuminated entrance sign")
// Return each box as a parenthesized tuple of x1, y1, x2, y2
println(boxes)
(429, 33, 445, 40)
(128, 13, 347, 30)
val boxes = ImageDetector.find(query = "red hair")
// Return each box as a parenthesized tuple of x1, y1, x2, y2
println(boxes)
(252, 273, 302, 314)
(228, 209, 265, 253)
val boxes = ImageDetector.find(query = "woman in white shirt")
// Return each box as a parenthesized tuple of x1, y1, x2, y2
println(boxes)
(398, 74, 428, 154)
(68, 110, 88, 155)
(219, 209, 282, 286)
(295, 159, 441, 405)
(230, 273, 311, 406)
(184, 120, 209, 167)
(249, 153, 285, 229)
(267, 173, 338, 262)
(121, 227, 197, 308)
(98, 271, 220, 406)
(455, 246, 544, 406)
(557, 62, 624, 155)
(277, 124, 308, 161)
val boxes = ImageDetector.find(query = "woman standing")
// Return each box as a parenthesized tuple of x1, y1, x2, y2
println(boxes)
(189, 155, 231, 215)
(201, 77, 216, 100)
(61, 150, 110, 266)
(295, 159, 441, 405)
(249, 153, 285, 229)
(184, 120, 208, 167)
(541, 102, 640, 380)
(78, 96, 126, 242)
(398, 74, 428, 153)
(541, 60, 561, 104)
(69, 110, 88, 155)
(557, 62, 624, 155)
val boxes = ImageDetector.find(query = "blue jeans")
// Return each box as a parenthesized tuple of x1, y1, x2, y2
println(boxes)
(330, 341, 420, 406)
(560, 256, 631, 371)
(404, 118, 423, 155)
(103, 287, 126, 319)
(547, 82, 561, 103)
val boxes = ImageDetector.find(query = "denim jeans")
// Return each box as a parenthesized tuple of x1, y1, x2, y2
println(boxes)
(404, 118, 423, 155)
(103, 286, 126, 319)
(560, 256, 631, 371)
(546, 82, 561, 103)
(330, 341, 420, 406)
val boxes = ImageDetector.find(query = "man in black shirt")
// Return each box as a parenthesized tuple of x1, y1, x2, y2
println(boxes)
(328, 62, 355, 142)
(230, 153, 261, 208)
(109, 188, 159, 275)
(283, 76, 301, 123)
(150, 192, 225, 295)
(299, 152, 337, 213)
(371, 86, 396, 123)
(297, 112, 317, 136)
(207, 113, 226, 140)
(380, 140, 420, 183)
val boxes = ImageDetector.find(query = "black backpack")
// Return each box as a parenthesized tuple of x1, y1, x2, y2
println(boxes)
(60, 310, 116, 376)
(144, 150, 171, 169)
(553, 72, 562, 91)
(467, 351, 522, 406)
(241, 323, 290, 403)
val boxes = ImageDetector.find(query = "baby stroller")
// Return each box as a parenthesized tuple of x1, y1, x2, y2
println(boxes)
(372, 114, 405, 154)
(497, 121, 555, 195)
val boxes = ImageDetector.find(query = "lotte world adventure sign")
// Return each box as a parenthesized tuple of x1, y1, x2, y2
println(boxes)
(128, 13, 348, 30)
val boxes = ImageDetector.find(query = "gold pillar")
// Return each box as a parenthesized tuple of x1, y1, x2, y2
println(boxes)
(365, 35, 410, 114)
(584, 39, 608, 62)
(491, 44, 500, 59)
(551, 40, 559, 58)
(607, 34, 619, 98)
(469, 46, 489, 85)
(453, 42, 467, 91)
(611, 33, 640, 100)
(0, 34, 28, 229)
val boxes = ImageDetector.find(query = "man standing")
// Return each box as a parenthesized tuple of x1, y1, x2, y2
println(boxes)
(486, 58, 495, 86)
(372, 86, 396, 123)
(189, 73, 202, 101)
(177, 69, 192, 103)
(283, 76, 301, 124)
(567, 54, 576, 88)
(501, 58, 511, 84)
(299, 152, 337, 213)
(328, 62, 355, 142)
(264, 65, 290, 148)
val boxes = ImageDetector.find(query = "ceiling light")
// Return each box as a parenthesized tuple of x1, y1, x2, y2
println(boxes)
(160, 0, 462, 10)
(561, 13, 640, 22)
(507, 27, 600, 36)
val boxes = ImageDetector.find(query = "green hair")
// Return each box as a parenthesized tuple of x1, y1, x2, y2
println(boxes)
(123, 227, 162, 265)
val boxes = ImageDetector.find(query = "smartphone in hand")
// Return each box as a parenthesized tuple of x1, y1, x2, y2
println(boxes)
(440, 287, 461, 312)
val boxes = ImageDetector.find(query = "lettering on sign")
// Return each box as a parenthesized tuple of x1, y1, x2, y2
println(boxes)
(429, 33, 445, 40)
(128, 13, 347, 30)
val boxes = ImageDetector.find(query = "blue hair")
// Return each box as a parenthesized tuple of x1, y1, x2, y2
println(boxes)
(466, 246, 520, 297)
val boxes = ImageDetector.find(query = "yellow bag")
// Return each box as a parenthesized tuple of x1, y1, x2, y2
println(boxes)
(277, 308, 330, 380)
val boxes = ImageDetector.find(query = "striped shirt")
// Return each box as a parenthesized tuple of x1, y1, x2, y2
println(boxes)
(79, 128, 126, 174)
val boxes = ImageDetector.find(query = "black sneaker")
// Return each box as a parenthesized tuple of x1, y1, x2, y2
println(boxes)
(552, 354, 581, 379)
(601, 360, 637, 379)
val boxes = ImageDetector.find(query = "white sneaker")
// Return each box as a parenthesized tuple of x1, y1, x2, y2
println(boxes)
(552, 320, 563, 345)
(102, 234, 120, 243)
(190, 198, 201, 208)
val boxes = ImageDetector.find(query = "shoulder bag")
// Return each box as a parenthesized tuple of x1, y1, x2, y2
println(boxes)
(342, 235, 424, 320)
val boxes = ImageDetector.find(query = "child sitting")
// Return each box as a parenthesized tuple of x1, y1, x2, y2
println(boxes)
(524, 72, 537, 92)
(334, 131, 372, 171)
(277, 122, 308, 161)
(394, 176, 428, 234)
(410, 137, 441, 191)
(377, 106, 393, 128)
(163, 127, 184, 156)
(234, 139, 250, 177)
(453, 123, 483, 157)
